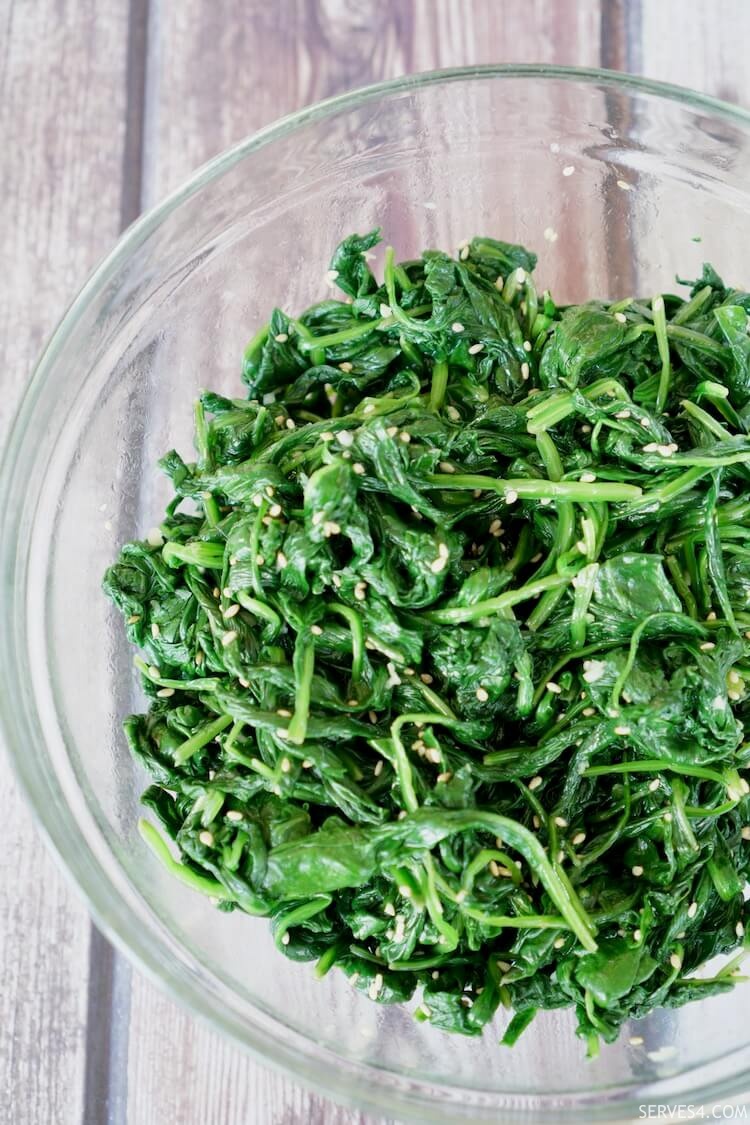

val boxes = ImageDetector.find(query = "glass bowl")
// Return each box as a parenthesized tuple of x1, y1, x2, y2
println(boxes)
(3, 66, 750, 1122)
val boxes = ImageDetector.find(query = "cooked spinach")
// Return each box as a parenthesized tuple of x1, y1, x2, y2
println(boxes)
(103, 234, 750, 1053)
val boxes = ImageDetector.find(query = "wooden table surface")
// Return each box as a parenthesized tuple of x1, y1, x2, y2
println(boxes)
(4, 2, 750, 1122)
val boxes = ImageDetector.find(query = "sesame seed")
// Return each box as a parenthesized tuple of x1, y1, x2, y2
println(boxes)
(223, 603, 240, 619)
(255, 554, 265, 566)
(488, 860, 500, 876)
(629, 1035, 644, 1046)
(362, 403, 376, 415)
(700, 642, 716, 651)
(737, 921, 745, 938)
(460, 245, 470, 261)
(199, 830, 214, 846)
(156, 687, 174, 698)
(285, 418, 296, 430)
(562, 165, 575, 176)
(276, 708, 292, 718)
(670, 953, 682, 971)
(280, 757, 292, 774)
(707, 611, 718, 621)
(614, 725, 631, 737)
(276, 551, 288, 569)
(221, 630, 238, 647)
(687, 901, 698, 919)
(195, 652, 204, 666)
(494, 275, 504, 291)
(437, 771, 452, 783)
(742, 826, 750, 840)
(546, 681, 562, 695)
(338, 361, 354, 373)
(557, 850, 565, 863)
(322, 520, 341, 538)
(379, 302, 392, 319)
(505, 489, 519, 504)
(582, 707, 595, 717)
(280, 932, 291, 946)
(614, 311, 627, 324)
(301, 758, 313, 769)
(438, 461, 455, 473)
(572, 831, 586, 845)
(126, 614, 141, 625)
(615, 409, 631, 419)
(580, 471, 596, 483)
(648, 778, 660, 792)
(521, 362, 530, 380)
(310, 624, 323, 636)
(632, 865, 644, 877)
(543, 227, 558, 243)
(634, 929, 642, 942)
(523, 340, 532, 352)
(554, 816, 568, 828)
(663, 811, 673, 823)
(352, 462, 366, 475)
(268, 503, 282, 518)
(374, 760, 384, 777)
(420, 672, 434, 684)
(274, 332, 289, 343)
(399, 431, 411, 443)
(553, 936, 566, 948)
(151, 622, 161, 638)
(476, 687, 489, 702)
(451, 321, 465, 334)
(384, 901, 396, 916)
(386, 426, 398, 437)
(338, 430, 354, 447)
(532, 815, 541, 828)
(529, 775, 543, 791)
(430, 556, 448, 574)
(617, 179, 632, 191)
(446, 405, 461, 421)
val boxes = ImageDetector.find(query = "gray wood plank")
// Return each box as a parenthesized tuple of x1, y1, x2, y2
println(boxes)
(124, 3, 605, 1123)
(0, 2, 131, 1123)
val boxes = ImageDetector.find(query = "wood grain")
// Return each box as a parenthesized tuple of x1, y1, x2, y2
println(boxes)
(0, 2, 130, 1123)
(6, 2, 750, 1122)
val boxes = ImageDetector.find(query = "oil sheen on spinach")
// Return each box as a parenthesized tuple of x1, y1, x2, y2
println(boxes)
(103, 231, 750, 1053)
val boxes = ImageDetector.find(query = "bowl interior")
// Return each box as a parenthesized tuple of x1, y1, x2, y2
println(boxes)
(7, 70, 750, 1120)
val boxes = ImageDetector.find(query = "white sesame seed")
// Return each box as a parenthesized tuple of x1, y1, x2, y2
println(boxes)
(446, 405, 461, 422)
(670, 953, 682, 971)
(438, 461, 455, 473)
(742, 827, 750, 841)
(632, 865, 644, 877)
(521, 362, 530, 380)
(614, 725, 631, 737)
(221, 630, 238, 647)
(663, 811, 673, 823)
(468, 342, 484, 355)
(301, 758, 313, 769)
(151, 622, 160, 638)
(310, 624, 323, 636)
(399, 431, 411, 443)
(562, 165, 575, 176)
(379, 303, 392, 319)
(430, 556, 448, 574)
(284, 418, 296, 430)
(374, 760, 384, 777)
(505, 489, 519, 504)
(126, 615, 140, 625)
(276, 551, 288, 569)
(199, 830, 214, 846)
(352, 462, 366, 476)
(337, 430, 354, 448)
(553, 936, 566, 948)
(322, 520, 341, 538)
(156, 687, 174, 698)
(523, 340, 532, 352)
(529, 776, 543, 791)
(580, 471, 597, 483)
(532, 815, 541, 828)
(280, 932, 290, 945)
(613, 311, 627, 324)
(617, 179, 632, 191)
(700, 642, 716, 651)
(223, 603, 240, 619)
(386, 426, 398, 437)
(476, 687, 489, 702)
(543, 227, 558, 243)
(420, 673, 434, 684)
(338, 361, 354, 373)
(494, 275, 504, 291)
(687, 901, 698, 919)
(195, 652, 204, 666)
(437, 771, 452, 783)
(274, 332, 289, 342)
(629, 1035, 644, 1046)
(554, 816, 568, 828)
(615, 409, 631, 419)
(634, 929, 642, 942)
(546, 681, 562, 695)
(573, 831, 586, 846)
(582, 707, 595, 717)
(460, 245, 470, 261)
(648, 778, 660, 792)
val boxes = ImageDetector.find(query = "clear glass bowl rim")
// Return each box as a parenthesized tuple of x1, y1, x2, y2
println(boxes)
(4, 64, 750, 1122)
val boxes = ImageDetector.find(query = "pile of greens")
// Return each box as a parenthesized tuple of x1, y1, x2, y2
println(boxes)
(104, 230, 750, 1052)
